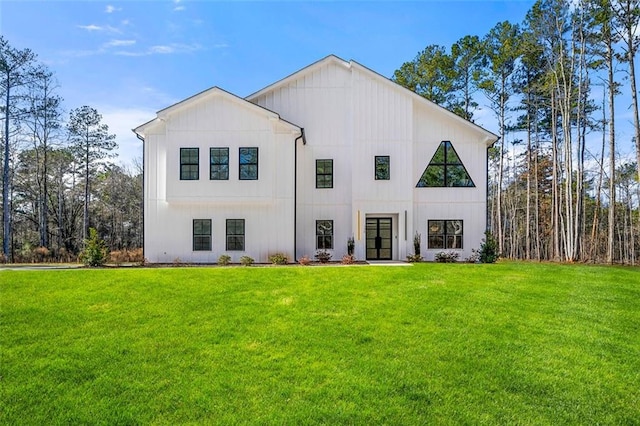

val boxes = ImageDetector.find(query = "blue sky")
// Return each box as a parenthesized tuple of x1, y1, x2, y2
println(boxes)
(3, 0, 635, 167)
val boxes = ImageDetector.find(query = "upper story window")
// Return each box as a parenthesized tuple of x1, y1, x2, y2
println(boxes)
(416, 141, 475, 187)
(239, 147, 258, 180)
(428, 220, 463, 249)
(180, 148, 199, 180)
(193, 219, 211, 251)
(316, 159, 333, 188)
(226, 219, 245, 251)
(210, 148, 229, 180)
(316, 220, 334, 249)
(375, 156, 390, 180)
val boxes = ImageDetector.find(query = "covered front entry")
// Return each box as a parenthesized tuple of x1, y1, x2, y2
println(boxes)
(366, 217, 392, 260)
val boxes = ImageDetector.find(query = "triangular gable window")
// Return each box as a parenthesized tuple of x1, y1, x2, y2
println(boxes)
(416, 141, 475, 187)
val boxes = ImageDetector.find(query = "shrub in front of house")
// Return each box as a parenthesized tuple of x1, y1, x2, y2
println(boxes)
(479, 231, 500, 263)
(406, 253, 423, 263)
(298, 255, 311, 266)
(435, 251, 460, 263)
(269, 253, 288, 265)
(240, 255, 254, 266)
(341, 254, 356, 264)
(315, 250, 332, 263)
(79, 228, 108, 267)
(218, 254, 231, 266)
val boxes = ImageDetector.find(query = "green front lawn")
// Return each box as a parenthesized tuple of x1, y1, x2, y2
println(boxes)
(1, 263, 639, 424)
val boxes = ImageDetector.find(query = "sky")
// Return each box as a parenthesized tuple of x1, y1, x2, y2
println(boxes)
(1, 0, 636, 168)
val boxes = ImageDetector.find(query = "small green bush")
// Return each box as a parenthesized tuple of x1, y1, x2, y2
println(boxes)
(406, 253, 423, 263)
(435, 251, 460, 263)
(218, 254, 231, 266)
(479, 231, 500, 263)
(269, 253, 288, 265)
(240, 255, 254, 266)
(79, 228, 108, 267)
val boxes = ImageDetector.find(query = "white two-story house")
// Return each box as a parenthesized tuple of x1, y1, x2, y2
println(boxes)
(134, 55, 498, 263)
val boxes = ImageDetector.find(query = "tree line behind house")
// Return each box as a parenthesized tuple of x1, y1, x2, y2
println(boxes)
(1, 36, 141, 263)
(393, 0, 639, 264)
(1, 0, 639, 264)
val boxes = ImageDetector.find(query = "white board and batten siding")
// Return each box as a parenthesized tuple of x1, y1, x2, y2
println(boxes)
(137, 55, 498, 263)
(138, 88, 300, 263)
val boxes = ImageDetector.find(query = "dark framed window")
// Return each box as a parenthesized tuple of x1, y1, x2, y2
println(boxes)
(239, 147, 258, 180)
(316, 220, 333, 249)
(417, 141, 475, 187)
(316, 159, 333, 188)
(375, 156, 390, 180)
(226, 219, 245, 251)
(193, 219, 211, 251)
(180, 148, 199, 180)
(428, 220, 463, 249)
(210, 148, 229, 180)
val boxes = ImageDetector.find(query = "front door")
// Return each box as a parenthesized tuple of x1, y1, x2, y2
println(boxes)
(366, 218, 392, 260)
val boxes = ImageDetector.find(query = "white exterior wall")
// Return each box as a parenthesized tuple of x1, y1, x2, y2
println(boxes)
(140, 56, 496, 263)
(251, 58, 493, 261)
(143, 91, 297, 263)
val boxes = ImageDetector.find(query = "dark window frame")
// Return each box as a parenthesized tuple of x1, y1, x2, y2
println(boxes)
(193, 219, 212, 251)
(417, 141, 475, 187)
(210, 147, 229, 180)
(226, 219, 245, 251)
(316, 220, 334, 250)
(316, 159, 333, 189)
(375, 155, 390, 180)
(427, 220, 464, 249)
(239, 147, 258, 180)
(180, 148, 199, 180)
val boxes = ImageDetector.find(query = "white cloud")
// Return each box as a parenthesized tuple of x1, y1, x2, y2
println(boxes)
(78, 24, 103, 31)
(78, 24, 121, 33)
(105, 5, 121, 14)
(104, 39, 136, 48)
(174, 6, 185, 12)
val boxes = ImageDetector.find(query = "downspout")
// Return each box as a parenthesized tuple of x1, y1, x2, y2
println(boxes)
(293, 128, 306, 261)
(136, 132, 145, 262)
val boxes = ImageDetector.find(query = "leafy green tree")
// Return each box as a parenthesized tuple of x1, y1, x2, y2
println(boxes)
(451, 35, 484, 121)
(393, 45, 457, 110)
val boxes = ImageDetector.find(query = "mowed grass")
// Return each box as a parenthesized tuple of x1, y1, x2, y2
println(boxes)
(1, 263, 639, 425)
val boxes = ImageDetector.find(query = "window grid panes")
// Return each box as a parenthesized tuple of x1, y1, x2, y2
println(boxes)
(239, 147, 258, 180)
(316, 159, 333, 188)
(428, 220, 463, 249)
(226, 219, 245, 251)
(180, 148, 199, 180)
(193, 219, 211, 251)
(417, 141, 475, 187)
(316, 220, 333, 249)
(210, 148, 229, 180)
(375, 156, 390, 180)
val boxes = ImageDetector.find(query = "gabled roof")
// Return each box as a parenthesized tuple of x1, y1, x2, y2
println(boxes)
(246, 54, 499, 146)
(133, 86, 302, 138)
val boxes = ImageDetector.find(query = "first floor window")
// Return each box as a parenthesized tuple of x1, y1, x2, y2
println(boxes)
(193, 219, 211, 251)
(316, 159, 333, 188)
(316, 220, 333, 249)
(210, 147, 229, 180)
(239, 147, 258, 180)
(226, 219, 245, 251)
(428, 220, 463, 249)
(375, 156, 390, 180)
(180, 148, 199, 180)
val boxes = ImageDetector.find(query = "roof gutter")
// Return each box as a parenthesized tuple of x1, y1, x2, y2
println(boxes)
(293, 128, 306, 261)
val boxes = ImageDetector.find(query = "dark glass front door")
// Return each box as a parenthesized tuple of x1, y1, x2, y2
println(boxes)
(366, 218, 392, 260)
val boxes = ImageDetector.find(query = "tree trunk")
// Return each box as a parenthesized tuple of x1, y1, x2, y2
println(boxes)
(607, 34, 616, 264)
(3, 81, 11, 259)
